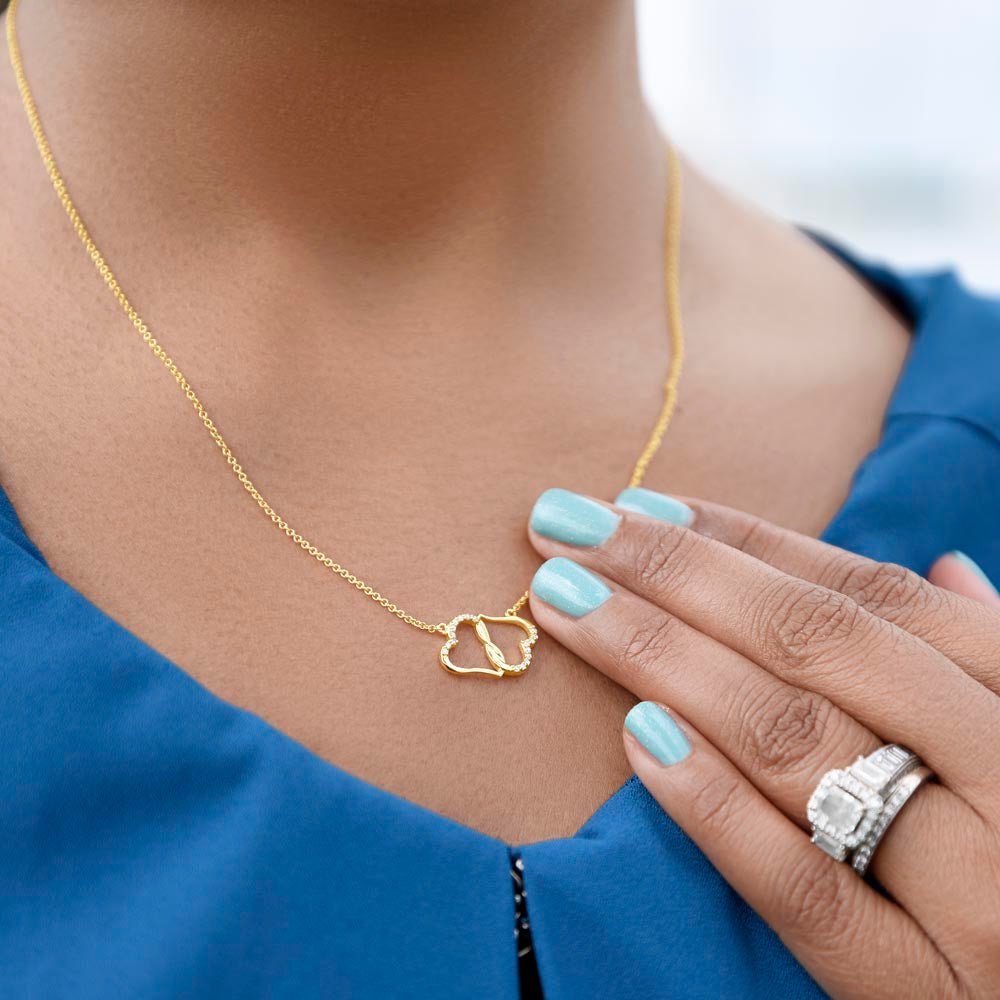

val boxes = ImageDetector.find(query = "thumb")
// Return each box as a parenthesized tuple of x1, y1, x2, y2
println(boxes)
(927, 551, 1000, 609)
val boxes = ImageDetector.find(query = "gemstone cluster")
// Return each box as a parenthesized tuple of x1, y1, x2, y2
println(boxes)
(807, 768, 884, 860)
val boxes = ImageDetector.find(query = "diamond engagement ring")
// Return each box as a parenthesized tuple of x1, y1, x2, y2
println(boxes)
(807, 745, 933, 870)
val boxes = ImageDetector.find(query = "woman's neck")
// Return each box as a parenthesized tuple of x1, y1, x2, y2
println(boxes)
(11, 0, 664, 266)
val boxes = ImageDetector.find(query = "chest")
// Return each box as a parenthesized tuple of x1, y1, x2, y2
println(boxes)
(0, 289, 911, 845)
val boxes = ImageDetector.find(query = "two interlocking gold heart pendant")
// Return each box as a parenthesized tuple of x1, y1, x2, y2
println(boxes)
(439, 613, 538, 678)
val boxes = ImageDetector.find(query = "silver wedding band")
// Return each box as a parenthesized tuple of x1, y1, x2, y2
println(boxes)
(807, 744, 934, 874)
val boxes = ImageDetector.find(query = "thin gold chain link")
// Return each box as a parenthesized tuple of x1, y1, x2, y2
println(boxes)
(5, 0, 684, 637)
(627, 141, 685, 490)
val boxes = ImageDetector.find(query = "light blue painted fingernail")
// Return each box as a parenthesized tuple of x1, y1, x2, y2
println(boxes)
(947, 551, 999, 597)
(531, 557, 612, 617)
(530, 488, 621, 546)
(624, 702, 691, 765)
(614, 487, 694, 527)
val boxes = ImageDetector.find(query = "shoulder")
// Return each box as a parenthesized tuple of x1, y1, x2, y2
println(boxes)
(814, 236, 1000, 577)
(817, 233, 1000, 450)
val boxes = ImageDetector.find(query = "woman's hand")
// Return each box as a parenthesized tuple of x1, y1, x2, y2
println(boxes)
(527, 487, 1000, 999)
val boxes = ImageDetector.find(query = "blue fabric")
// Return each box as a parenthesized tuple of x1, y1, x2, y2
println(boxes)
(2, 235, 999, 999)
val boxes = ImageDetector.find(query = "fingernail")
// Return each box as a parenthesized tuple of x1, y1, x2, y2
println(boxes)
(530, 488, 621, 546)
(531, 557, 612, 617)
(614, 487, 694, 527)
(947, 550, 999, 597)
(624, 702, 691, 765)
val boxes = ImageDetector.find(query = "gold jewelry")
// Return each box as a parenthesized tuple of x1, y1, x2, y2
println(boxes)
(5, 0, 685, 679)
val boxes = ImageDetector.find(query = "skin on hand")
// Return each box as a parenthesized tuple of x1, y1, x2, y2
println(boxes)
(527, 486, 1000, 999)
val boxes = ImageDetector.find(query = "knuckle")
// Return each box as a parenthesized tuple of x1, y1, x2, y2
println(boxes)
(760, 580, 865, 669)
(835, 559, 941, 624)
(687, 772, 748, 839)
(731, 680, 831, 780)
(627, 522, 699, 597)
(620, 611, 683, 683)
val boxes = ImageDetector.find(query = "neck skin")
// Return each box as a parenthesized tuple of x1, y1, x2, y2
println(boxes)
(11, 0, 667, 298)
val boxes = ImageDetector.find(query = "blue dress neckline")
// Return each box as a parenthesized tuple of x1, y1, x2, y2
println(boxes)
(3, 232, 1000, 999)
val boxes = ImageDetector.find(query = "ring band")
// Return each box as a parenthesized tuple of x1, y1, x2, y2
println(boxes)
(851, 765, 933, 875)
(807, 744, 933, 871)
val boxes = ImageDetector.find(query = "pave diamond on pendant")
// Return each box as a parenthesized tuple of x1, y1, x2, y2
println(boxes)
(439, 613, 538, 678)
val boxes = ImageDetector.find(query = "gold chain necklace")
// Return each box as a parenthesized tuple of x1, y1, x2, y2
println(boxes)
(5, 0, 685, 679)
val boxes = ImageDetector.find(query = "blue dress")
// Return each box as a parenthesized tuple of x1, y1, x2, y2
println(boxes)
(2, 236, 999, 999)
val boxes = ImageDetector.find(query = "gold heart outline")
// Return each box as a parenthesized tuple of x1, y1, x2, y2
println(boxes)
(439, 613, 537, 678)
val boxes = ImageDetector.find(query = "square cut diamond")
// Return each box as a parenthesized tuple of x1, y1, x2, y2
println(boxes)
(817, 786, 864, 834)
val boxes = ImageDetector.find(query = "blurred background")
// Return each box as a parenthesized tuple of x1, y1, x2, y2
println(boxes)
(637, 0, 1000, 290)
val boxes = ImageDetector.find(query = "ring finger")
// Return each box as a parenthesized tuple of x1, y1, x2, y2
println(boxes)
(619, 703, 955, 999)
